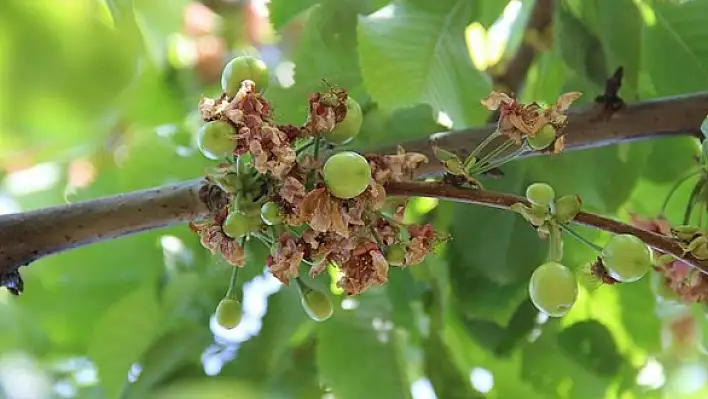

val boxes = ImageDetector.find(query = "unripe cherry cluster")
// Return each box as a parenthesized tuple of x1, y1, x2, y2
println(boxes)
(197, 56, 367, 329)
(525, 182, 654, 318)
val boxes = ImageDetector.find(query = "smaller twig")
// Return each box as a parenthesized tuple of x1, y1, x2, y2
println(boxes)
(384, 181, 705, 274)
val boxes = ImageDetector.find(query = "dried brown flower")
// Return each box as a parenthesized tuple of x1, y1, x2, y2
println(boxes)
(338, 240, 389, 295)
(481, 91, 582, 145)
(268, 234, 305, 285)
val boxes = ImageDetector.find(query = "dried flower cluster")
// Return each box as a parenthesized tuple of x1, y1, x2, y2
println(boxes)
(481, 91, 582, 153)
(190, 81, 441, 295)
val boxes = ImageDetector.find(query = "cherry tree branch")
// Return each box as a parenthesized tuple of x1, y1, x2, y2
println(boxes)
(385, 181, 704, 273)
(1, 92, 707, 289)
(0, 179, 209, 282)
(373, 91, 708, 177)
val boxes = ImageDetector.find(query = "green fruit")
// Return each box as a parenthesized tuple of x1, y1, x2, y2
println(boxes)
(301, 290, 333, 322)
(528, 123, 556, 150)
(529, 262, 578, 317)
(526, 182, 555, 207)
(197, 121, 235, 160)
(222, 212, 251, 239)
(215, 298, 242, 329)
(554, 194, 582, 224)
(324, 97, 363, 145)
(386, 243, 407, 266)
(260, 201, 284, 226)
(323, 151, 371, 199)
(651, 271, 679, 302)
(221, 56, 269, 96)
(601, 234, 652, 283)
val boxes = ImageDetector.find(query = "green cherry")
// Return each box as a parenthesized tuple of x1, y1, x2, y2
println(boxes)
(222, 212, 251, 239)
(260, 201, 284, 226)
(301, 289, 334, 322)
(323, 151, 371, 199)
(526, 182, 555, 207)
(215, 298, 242, 329)
(528, 124, 556, 150)
(221, 55, 270, 96)
(385, 243, 407, 266)
(601, 234, 652, 283)
(197, 121, 235, 160)
(529, 261, 578, 317)
(324, 96, 363, 145)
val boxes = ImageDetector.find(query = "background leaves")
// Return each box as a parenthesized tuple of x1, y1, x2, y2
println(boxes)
(0, 0, 707, 398)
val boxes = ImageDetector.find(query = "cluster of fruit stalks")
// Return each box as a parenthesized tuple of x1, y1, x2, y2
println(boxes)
(187, 56, 706, 328)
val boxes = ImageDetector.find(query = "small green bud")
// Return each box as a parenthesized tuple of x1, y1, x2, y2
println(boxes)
(386, 243, 407, 266)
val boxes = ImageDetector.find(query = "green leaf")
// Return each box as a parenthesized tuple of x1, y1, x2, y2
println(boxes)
(641, 137, 700, 184)
(618, 278, 661, 354)
(268, 1, 367, 124)
(357, 1, 491, 127)
(268, 0, 319, 30)
(595, 0, 643, 99)
(554, 3, 608, 89)
(448, 164, 546, 285)
(702, 115, 708, 139)
(133, 0, 191, 69)
(151, 379, 264, 399)
(557, 320, 624, 378)
(643, 1, 708, 96)
(219, 286, 308, 382)
(125, 325, 212, 399)
(444, 312, 546, 399)
(352, 104, 447, 151)
(425, 329, 483, 399)
(317, 310, 412, 399)
(269, 337, 324, 399)
(521, 321, 624, 399)
(87, 282, 162, 399)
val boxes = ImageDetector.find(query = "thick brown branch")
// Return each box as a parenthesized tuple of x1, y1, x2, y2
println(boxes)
(372, 91, 708, 177)
(1, 92, 706, 285)
(385, 181, 705, 273)
(0, 179, 208, 277)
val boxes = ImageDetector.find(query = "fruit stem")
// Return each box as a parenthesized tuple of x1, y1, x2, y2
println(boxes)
(225, 237, 246, 300)
(474, 144, 529, 176)
(294, 276, 312, 296)
(659, 169, 702, 216)
(560, 225, 603, 253)
(469, 139, 515, 174)
(468, 130, 501, 160)
(296, 138, 315, 155)
(548, 224, 564, 262)
(251, 231, 274, 247)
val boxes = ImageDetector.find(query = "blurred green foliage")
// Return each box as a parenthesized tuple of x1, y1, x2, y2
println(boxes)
(1, 0, 708, 398)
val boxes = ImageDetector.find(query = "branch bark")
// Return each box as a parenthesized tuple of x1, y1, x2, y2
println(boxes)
(1, 92, 707, 287)
(0, 179, 208, 279)
(373, 91, 708, 177)
(385, 181, 703, 272)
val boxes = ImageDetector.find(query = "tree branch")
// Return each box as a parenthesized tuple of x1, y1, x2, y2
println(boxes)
(0, 179, 208, 279)
(373, 91, 708, 177)
(385, 181, 704, 273)
(1, 92, 707, 289)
